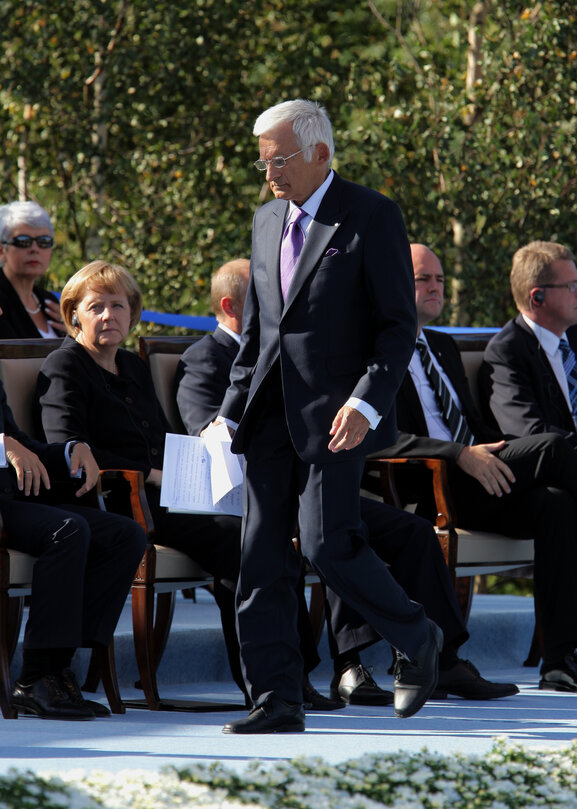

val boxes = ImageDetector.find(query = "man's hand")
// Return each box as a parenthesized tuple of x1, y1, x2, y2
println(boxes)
(456, 441, 516, 496)
(328, 406, 370, 453)
(5, 436, 50, 496)
(201, 420, 235, 439)
(43, 298, 67, 335)
(146, 468, 163, 487)
(70, 442, 100, 497)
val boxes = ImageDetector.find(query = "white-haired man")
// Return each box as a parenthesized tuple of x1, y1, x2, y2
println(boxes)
(212, 99, 442, 733)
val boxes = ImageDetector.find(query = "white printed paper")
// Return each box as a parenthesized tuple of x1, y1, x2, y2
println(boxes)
(160, 429, 243, 516)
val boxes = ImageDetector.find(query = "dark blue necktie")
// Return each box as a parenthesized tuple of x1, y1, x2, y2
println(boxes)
(416, 337, 474, 445)
(559, 338, 577, 416)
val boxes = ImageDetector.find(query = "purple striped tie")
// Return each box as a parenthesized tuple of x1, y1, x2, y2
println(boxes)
(280, 207, 305, 301)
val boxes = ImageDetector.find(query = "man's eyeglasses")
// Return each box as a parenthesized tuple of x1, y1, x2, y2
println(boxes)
(1, 235, 54, 249)
(253, 149, 306, 171)
(539, 282, 577, 293)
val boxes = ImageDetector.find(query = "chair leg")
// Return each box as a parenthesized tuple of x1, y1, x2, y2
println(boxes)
(455, 576, 474, 622)
(129, 584, 164, 710)
(96, 641, 125, 714)
(152, 592, 176, 672)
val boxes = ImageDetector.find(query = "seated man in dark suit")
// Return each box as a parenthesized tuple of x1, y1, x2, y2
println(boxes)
(176, 258, 517, 702)
(480, 240, 577, 444)
(385, 242, 577, 693)
(0, 379, 145, 719)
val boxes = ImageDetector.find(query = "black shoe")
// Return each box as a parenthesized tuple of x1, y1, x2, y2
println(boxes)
(434, 660, 519, 700)
(60, 668, 111, 717)
(394, 619, 443, 718)
(12, 675, 95, 720)
(540, 654, 577, 692)
(302, 677, 345, 711)
(330, 664, 394, 706)
(222, 695, 305, 734)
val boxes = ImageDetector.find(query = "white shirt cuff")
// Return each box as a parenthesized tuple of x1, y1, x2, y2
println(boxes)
(346, 398, 381, 430)
(0, 434, 6, 468)
(215, 415, 239, 431)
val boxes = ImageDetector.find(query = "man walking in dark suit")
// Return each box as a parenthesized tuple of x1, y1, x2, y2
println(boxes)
(210, 99, 443, 733)
(386, 242, 577, 693)
(480, 241, 577, 445)
(178, 257, 517, 705)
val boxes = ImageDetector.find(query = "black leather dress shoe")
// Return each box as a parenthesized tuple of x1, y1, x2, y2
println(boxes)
(61, 668, 111, 717)
(394, 619, 443, 718)
(434, 660, 519, 700)
(12, 675, 95, 720)
(302, 677, 344, 711)
(330, 664, 394, 706)
(540, 654, 577, 692)
(222, 695, 305, 734)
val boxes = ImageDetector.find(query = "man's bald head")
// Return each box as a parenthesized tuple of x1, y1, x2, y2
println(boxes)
(410, 244, 445, 331)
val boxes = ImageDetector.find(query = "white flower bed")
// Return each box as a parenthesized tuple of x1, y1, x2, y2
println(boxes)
(1, 739, 577, 808)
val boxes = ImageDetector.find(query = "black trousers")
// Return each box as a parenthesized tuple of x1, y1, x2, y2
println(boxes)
(238, 383, 430, 706)
(143, 486, 320, 693)
(324, 496, 468, 659)
(400, 432, 577, 664)
(1, 499, 146, 650)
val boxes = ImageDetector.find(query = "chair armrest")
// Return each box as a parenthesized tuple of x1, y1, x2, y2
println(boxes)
(99, 469, 156, 537)
(363, 456, 458, 573)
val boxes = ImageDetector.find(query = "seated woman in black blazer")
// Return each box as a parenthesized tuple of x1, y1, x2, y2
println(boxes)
(36, 260, 335, 710)
(35, 259, 248, 698)
(0, 201, 66, 338)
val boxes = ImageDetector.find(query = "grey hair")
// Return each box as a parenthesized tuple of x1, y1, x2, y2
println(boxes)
(253, 99, 334, 165)
(0, 201, 54, 243)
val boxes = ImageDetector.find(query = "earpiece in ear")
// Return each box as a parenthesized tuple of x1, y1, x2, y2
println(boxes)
(71, 313, 80, 328)
(531, 288, 545, 306)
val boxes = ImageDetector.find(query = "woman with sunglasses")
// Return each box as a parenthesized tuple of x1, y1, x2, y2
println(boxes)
(0, 201, 66, 339)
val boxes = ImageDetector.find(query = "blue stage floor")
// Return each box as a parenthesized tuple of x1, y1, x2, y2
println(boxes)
(1, 593, 576, 777)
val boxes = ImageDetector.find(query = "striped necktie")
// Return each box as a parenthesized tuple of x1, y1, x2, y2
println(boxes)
(416, 337, 474, 445)
(559, 337, 577, 416)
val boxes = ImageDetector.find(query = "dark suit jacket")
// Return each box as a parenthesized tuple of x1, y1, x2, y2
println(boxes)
(176, 327, 239, 436)
(0, 378, 68, 501)
(220, 172, 416, 462)
(37, 337, 170, 476)
(0, 268, 60, 339)
(480, 315, 577, 447)
(387, 328, 503, 462)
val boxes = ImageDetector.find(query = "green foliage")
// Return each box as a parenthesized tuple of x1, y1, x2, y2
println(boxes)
(1, 1, 575, 326)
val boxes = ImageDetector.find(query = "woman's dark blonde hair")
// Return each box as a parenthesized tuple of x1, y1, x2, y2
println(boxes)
(61, 260, 143, 335)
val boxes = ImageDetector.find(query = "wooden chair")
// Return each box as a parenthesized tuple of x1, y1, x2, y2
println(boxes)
(0, 338, 123, 719)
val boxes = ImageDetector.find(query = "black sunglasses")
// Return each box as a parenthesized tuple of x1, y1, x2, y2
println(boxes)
(1, 235, 54, 249)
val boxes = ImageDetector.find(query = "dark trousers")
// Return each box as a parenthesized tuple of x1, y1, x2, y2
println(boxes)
(238, 386, 430, 706)
(1, 499, 146, 650)
(145, 486, 319, 692)
(404, 432, 577, 664)
(324, 497, 468, 659)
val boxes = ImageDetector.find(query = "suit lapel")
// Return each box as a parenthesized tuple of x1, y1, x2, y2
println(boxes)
(515, 314, 575, 426)
(261, 201, 287, 318)
(282, 176, 343, 315)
